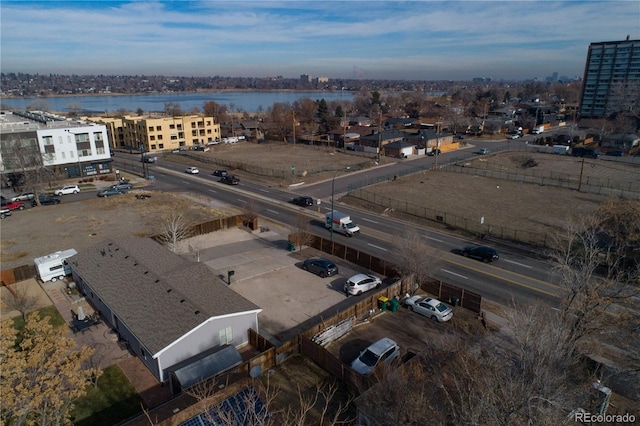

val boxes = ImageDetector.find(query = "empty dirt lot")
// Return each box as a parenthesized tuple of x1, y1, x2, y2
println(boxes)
(162, 143, 639, 243)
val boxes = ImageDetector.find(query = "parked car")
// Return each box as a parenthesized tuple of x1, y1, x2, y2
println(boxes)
(11, 192, 35, 202)
(185, 167, 200, 174)
(478, 148, 491, 155)
(0, 208, 11, 219)
(0, 199, 25, 211)
(427, 148, 441, 156)
(32, 194, 61, 206)
(97, 188, 125, 197)
(212, 169, 228, 177)
(54, 185, 80, 196)
(404, 296, 453, 322)
(351, 337, 400, 375)
(344, 273, 382, 296)
(462, 245, 499, 263)
(220, 175, 240, 185)
(572, 147, 600, 159)
(302, 258, 338, 278)
(110, 181, 134, 191)
(291, 196, 314, 207)
(606, 150, 624, 157)
(507, 133, 520, 139)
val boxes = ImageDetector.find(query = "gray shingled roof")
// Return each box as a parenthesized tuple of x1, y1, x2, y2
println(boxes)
(68, 237, 261, 355)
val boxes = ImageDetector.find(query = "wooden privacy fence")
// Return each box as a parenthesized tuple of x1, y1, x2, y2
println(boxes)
(0, 264, 37, 287)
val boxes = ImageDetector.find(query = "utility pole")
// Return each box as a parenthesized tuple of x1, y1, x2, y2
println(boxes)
(292, 111, 296, 145)
(578, 158, 585, 192)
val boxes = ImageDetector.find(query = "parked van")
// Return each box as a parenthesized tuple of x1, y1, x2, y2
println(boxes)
(572, 147, 600, 159)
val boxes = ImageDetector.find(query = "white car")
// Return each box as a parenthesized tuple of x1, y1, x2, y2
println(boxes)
(351, 337, 400, 375)
(344, 273, 382, 296)
(54, 185, 80, 195)
(404, 296, 453, 322)
(184, 167, 200, 174)
(507, 133, 520, 139)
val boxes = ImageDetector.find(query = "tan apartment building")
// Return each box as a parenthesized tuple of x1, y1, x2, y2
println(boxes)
(89, 114, 220, 153)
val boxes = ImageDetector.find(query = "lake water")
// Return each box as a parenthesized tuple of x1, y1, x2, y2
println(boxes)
(0, 91, 355, 114)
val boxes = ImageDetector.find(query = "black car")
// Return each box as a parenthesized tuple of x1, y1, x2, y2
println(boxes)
(291, 196, 314, 207)
(212, 169, 228, 177)
(302, 258, 338, 278)
(462, 245, 499, 263)
(32, 195, 61, 206)
(220, 175, 239, 185)
(427, 149, 441, 156)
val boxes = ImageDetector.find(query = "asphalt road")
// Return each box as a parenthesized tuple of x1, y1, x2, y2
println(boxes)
(111, 156, 563, 308)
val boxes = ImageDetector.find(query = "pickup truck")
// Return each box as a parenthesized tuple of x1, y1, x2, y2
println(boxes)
(0, 199, 25, 211)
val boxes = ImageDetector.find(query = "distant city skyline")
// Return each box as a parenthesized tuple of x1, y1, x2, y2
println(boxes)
(1, 1, 638, 81)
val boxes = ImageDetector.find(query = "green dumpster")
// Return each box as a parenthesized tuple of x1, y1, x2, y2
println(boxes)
(287, 241, 295, 252)
(389, 298, 399, 312)
(377, 296, 389, 311)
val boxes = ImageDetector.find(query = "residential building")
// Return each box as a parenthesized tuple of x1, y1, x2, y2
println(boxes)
(0, 110, 112, 181)
(68, 237, 262, 389)
(579, 37, 640, 119)
(89, 114, 221, 153)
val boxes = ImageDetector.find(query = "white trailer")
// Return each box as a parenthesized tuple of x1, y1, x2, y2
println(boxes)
(34, 249, 78, 282)
(325, 211, 360, 237)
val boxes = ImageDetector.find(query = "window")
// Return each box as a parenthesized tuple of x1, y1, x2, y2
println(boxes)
(219, 327, 233, 345)
(151, 144, 156, 150)
(156, 126, 161, 131)
(158, 143, 164, 149)
(148, 126, 154, 132)
(169, 124, 175, 129)
(157, 135, 162, 140)
(93, 132, 103, 141)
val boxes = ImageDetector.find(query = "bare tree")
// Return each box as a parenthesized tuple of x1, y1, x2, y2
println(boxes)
(164, 102, 183, 116)
(390, 230, 445, 294)
(290, 213, 314, 253)
(157, 213, 193, 252)
(550, 214, 635, 353)
(3, 283, 40, 321)
(0, 135, 60, 203)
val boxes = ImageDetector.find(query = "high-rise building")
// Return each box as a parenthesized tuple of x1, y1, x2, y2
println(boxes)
(579, 36, 640, 119)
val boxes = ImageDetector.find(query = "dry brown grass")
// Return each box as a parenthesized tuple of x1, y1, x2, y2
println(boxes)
(0, 191, 231, 270)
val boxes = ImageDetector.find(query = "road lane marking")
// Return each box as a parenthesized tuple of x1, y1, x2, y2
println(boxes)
(237, 199, 247, 203)
(209, 189, 217, 193)
(427, 236, 444, 242)
(360, 217, 379, 224)
(259, 188, 270, 193)
(442, 269, 468, 279)
(367, 243, 388, 251)
(266, 209, 279, 215)
(502, 259, 533, 268)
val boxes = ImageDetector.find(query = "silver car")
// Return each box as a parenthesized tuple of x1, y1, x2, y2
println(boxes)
(404, 296, 453, 322)
(351, 337, 400, 375)
(344, 273, 382, 296)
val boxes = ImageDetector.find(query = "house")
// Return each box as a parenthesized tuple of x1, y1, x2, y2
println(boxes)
(68, 237, 262, 390)
(383, 141, 415, 159)
(348, 116, 374, 127)
(404, 129, 454, 151)
(385, 117, 415, 129)
(359, 129, 407, 154)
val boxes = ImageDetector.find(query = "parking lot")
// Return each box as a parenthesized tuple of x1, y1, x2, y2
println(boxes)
(176, 225, 483, 358)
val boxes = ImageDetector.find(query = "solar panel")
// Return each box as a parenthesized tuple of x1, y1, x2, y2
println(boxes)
(179, 386, 267, 426)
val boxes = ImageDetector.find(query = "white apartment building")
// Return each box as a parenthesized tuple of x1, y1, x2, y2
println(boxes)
(0, 110, 112, 183)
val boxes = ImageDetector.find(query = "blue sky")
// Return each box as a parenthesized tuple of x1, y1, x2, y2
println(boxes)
(1, 1, 638, 81)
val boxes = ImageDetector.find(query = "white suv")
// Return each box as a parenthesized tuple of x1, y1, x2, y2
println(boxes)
(54, 185, 80, 195)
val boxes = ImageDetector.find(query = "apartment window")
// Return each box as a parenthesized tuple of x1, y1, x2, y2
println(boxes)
(151, 144, 156, 150)
(158, 143, 164, 149)
(95, 138, 105, 155)
(148, 126, 154, 132)
(169, 124, 175, 129)
(150, 136, 155, 141)
(171, 135, 177, 140)
(219, 327, 233, 345)
(93, 132, 103, 141)
(156, 126, 161, 131)
(157, 135, 162, 140)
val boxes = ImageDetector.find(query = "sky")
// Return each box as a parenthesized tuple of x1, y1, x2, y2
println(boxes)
(1, 1, 638, 81)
